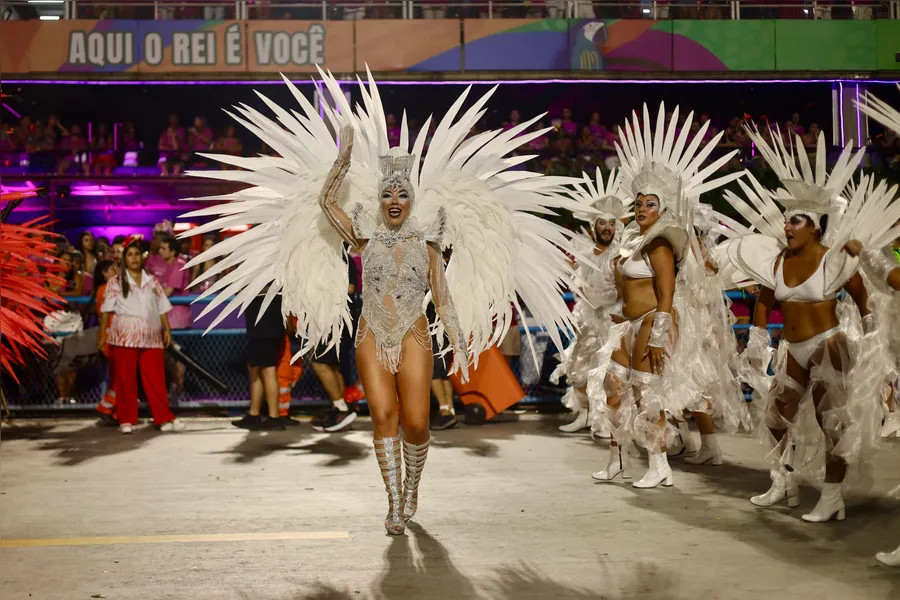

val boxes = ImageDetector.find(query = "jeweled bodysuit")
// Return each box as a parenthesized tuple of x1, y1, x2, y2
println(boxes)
(356, 221, 433, 373)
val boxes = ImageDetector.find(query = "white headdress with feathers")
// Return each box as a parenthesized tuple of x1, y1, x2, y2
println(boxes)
(744, 125, 862, 230)
(614, 103, 744, 261)
(570, 167, 632, 240)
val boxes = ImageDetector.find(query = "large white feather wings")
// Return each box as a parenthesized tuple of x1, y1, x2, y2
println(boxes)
(179, 69, 590, 366)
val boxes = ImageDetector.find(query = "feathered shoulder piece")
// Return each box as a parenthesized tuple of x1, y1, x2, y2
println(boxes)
(615, 103, 744, 262)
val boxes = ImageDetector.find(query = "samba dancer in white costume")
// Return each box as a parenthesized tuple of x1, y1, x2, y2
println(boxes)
(718, 126, 890, 523)
(848, 86, 900, 565)
(178, 69, 590, 536)
(667, 203, 750, 466)
(587, 103, 743, 488)
(553, 169, 631, 434)
(856, 88, 900, 441)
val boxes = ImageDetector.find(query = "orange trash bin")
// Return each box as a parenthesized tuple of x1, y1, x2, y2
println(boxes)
(449, 345, 525, 425)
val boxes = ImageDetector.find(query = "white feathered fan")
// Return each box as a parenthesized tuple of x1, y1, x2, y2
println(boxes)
(178, 67, 592, 369)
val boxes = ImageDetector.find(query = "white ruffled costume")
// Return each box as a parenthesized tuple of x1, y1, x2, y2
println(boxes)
(856, 85, 900, 564)
(714, 126, 898, 520)
(585, 103, 744, 487)
(550, 168, 631, 431)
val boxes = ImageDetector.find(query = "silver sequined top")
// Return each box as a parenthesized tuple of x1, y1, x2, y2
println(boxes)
(359, 223, 431, 353)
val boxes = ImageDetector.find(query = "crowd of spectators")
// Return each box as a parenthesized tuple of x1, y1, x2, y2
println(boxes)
(50, 223, 222, 309)
(4, 106, 898, 177)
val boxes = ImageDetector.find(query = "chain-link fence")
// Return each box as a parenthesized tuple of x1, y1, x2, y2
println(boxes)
(2, 320, 781, 413)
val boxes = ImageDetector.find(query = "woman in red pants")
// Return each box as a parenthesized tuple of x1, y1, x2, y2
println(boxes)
(97, 236, 184, 434)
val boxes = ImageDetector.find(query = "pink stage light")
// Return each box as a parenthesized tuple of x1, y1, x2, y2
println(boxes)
(0, 180, 37, 193)
(70, 184, 135, 197)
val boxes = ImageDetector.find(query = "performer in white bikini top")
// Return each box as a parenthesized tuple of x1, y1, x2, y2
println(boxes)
(717, 124, 886, 525)
(586, 103, 743, 490)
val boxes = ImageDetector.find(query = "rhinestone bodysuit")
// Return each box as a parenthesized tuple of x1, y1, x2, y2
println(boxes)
(318, 146, 468, 377)
(355, 215, 433, 373)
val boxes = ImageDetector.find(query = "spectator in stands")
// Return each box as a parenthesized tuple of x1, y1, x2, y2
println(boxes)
(157, 235, 192, 397)
(91, 123, 118, 175)
(94, 236, 110, 261)
(190, 235, 220, 293)
(56, 247, 85, 297)
(27, 118, 57, 173)
(528, 121, 550, 151)
(188, 115, 214, 167)
(588, 112, 607, 139)
(79, 231, 99, 280)
(159, 113, 186, 176)
(156, 236, 192, 330)
(577, 126, 598, 154)
(98, 236, 184, 434)
(504, 109, 521, 132)
(145, 220, 174, 277)
(15, 116, 35, 152)
(57, 123, 89, 175)
(120, 121, 139, 152)
(111, 235, 126, 261)
(803, 122, 822, 148)
(213, 125, 242, 164)
(791, 112, 805, 136)
(559, 107, 578, 138)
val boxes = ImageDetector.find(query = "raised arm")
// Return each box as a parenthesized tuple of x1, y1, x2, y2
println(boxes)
(319, 126, 360, 249)
(428, 244, 469, 381)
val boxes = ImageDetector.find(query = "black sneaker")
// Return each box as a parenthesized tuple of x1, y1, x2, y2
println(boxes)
(280, 416, 302, 427)
(232, 414, 263, 430)
(312, 408, 357, 433)
(258, 417, 286, 431)
(431, 412, 458, 430)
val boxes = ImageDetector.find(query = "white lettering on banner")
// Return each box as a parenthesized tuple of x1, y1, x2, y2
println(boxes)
(67, 31, 135, 68)
(171, 31, 217, 66)
(253, 24, 325, 67)
(144, 32, 163, 66)
(225, 23, 242, 65)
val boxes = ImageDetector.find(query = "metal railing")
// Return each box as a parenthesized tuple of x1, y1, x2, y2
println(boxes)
(1, 0, 897, 20)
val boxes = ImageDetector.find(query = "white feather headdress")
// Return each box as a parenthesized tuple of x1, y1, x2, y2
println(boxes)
(615, 103, 743, 215)
(571, 167, 632, 222)
(744, 124, 863, 227)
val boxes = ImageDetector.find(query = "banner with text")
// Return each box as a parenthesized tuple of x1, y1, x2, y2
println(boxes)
(0, 19, 352, 74)
(1, 19, 898, 76)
